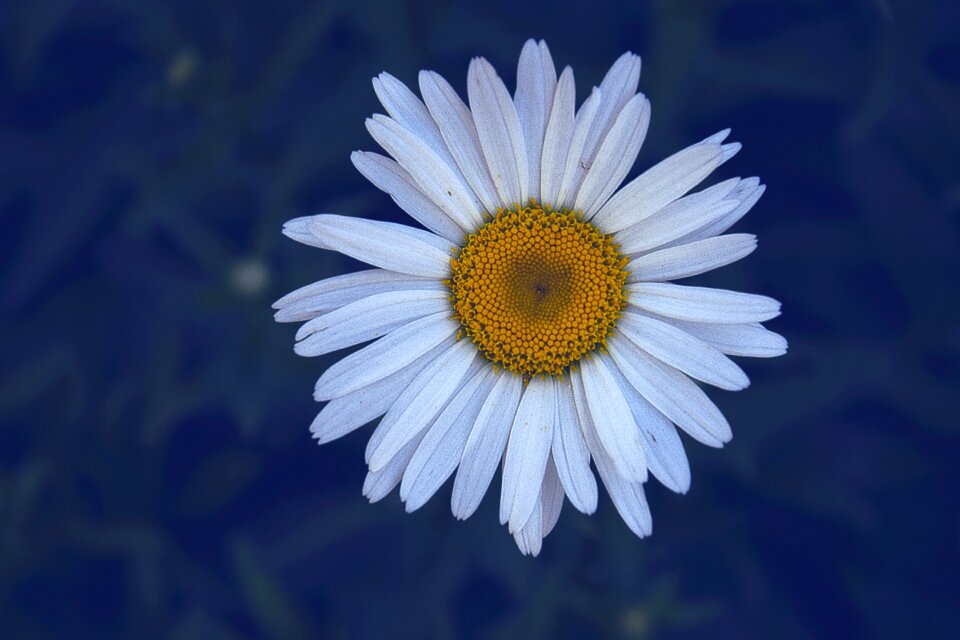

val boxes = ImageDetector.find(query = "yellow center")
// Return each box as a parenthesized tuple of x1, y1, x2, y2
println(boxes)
(448, 202, 629, 378)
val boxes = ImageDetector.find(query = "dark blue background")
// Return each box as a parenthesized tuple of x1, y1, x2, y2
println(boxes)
(2, 0, 959, 638)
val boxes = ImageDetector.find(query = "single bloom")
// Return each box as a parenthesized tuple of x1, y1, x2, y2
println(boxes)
(275, 40, 786, 556)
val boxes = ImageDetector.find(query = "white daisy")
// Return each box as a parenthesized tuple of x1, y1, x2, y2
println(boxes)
(275, 39, 787, 556)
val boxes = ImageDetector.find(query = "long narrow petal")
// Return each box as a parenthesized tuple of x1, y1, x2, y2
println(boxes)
(617, 312, 750, 391)
(400, 366, 496, 511)
(500, 376, 556, 532)
(362, 426, 427, 503)
(606, 363, 691, 493)
(675, 179, 765, 244)
(540, 457, 565, 538)
(314, 313, 458, 401)
(451, 372, 523, 519)
(273, 269, 440, 323)
(366, 115, 483, 230)
(539, 67, 576, 208)
(582, 52, 642, 167)
(608, 335, 732, 447)
(309, 214, 454, 278)
(662, 319, 788, 358)
(367, 339, 477, 471)
(419, 70, 501, 214)
(628, 282, 781, 324)
(551, 379, 598, 514)
(664, 178, 766, 248)
(576, 94, 650, 220)
(577, 355, 648, 483)
(614, 196, 740, 255)
(351, 151, 464, 242)
(570, 373, 653, 538)
(468, 57, 529, 205)
(282, 216, 333, 250)
(512, 486, 543, 557)
(616, 176, 740, 248)
(309, 340, 448, 443)
(512, 456, 565, 556)
(575, 94, 650, 216)
(372, 72, 459, 172)
(294, 290, 448, 356)
(625, 234, 757, 282)
(515, 39, 558, 202)
(592, 135, 738, 233)
(554, 88, 602, 208)
(363, 364, 473, 465)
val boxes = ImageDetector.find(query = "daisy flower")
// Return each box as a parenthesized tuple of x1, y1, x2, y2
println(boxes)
(274, 39, 786, 556)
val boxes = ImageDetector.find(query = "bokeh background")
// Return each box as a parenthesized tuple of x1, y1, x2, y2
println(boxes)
(2, 0, 959, 637)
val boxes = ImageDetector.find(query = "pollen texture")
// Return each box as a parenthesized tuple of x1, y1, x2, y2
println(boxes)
(448, 203, 629, 378)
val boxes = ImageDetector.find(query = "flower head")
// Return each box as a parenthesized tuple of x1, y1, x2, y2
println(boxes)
(275, 40, 786, 556)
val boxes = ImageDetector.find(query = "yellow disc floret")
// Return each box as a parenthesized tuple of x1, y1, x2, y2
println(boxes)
(448, 202, 629, 378)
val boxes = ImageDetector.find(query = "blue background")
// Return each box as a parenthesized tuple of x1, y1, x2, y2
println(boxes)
(2, 0, 959, 638)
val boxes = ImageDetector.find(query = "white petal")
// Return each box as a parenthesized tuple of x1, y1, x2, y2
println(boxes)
(314, 312, 458, 401)
(273, 269, 440, 323)
(367, 339, 477, 471)
(294, 289, 448, 355)
(614, 194, 740, 255)
(701, 128, 731, 145)
(350, 151, 464, 242)
(627, 282, 781, 324)
(694, 128, 739, 161)
(570, 373, 653, 538)
(625, 234, 757, 282)
(616, 173, 759, 256)
(551, 379, 598, 514)
(372, 72, 456, 167)
(617, 312, 750, 391)
(362, 426, 427, 503)
(309, 340, 449, 444)
(468, 57, 529, 205)
(400, 366, 496, 511)
(720, 143, 741, 162)
(583, 52, 642, 165)
(663, 319, 788, 358)
(540, 457, 565, 537)
(512, 487, 543, 557)
(500, 376, 556, 532)
(676, 180, 765, 244)
(608, 335, 732, 447)
(577, 355, 648, 483)
(363, 352, 483, 467)
(366, 115, 483, 230)
(624, 176, 741, 246)
(515, 39, 558, 202)
(574, 94, 650, 216)
(363, 396, 395, 463)
(606, 361, 691, 493)
(592, 135, 732, 233)
(418, 70, 501, 214)
(451, 372, 523, 519)
(309, 214, 453, 278)
(553, 88, 601, 208)
(622, 175, 753, 249)
(512, 455, 564, 556)
(282, 216, 332, 250)
(539, 67, 576, 208)
(598, 52, 643, 102)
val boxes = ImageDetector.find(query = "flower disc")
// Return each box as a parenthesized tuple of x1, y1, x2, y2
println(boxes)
(448, 203, 629, 378)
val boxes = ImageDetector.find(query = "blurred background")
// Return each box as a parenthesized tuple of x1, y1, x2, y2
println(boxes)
(2, 0, 959, 637)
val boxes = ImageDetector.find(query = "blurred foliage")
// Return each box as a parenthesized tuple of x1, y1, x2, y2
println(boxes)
(1, 0, 959, 638)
